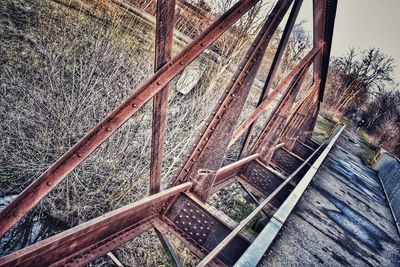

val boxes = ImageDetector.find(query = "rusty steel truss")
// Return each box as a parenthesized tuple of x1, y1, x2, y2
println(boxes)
(0, 0, 338, 266)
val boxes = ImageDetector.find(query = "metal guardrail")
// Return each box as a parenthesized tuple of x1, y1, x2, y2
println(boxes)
(234, 125, 345, 267)
(373, 150, 400, 235)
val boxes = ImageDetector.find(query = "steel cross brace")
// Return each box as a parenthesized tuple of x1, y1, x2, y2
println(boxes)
(0, 0, 339, 266)
(170, 0, 294, 202)
(0, 0, 264, 238)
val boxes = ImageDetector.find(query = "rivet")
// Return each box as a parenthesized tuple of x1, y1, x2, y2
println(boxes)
(77, 153, 82, 158)
(106, 127, 111, 132)
(180, 61, 184, 65)
(156, 81, 161, 85)
(200, 43, 205, 47)
(13, 212, 17, 217)
(46, 181, 51, 186)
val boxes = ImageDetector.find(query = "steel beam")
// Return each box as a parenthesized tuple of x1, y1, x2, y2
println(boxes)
(171, 0, 294, 202)
(280, 80, 320, 147)
(0, 0, 263, 238)
(250, 63, 309, 161)
(0, 183, 192, 267)
(229, 44, 322, 148)
(196, 143, 324, 267)
(164, 193, 251, 266)
(239, 0, 303, 158)
(150, 0, 176, 195)
(153, 223, 183, 267)
(313, 0, 338, 102)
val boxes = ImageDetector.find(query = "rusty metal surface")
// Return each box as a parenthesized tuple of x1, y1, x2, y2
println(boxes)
(0, 0, 340, 265)
(239, 0, 303, 158)
(165, 194, 250, 266)
(171, 0, 294, 202)
(213, 154, 260, 187)
(271, 147, 305, 177)
(250, 65, 308, 160)
(280, 80, 320, 146)
(0, 183, 192, 267)
(313, 0, 338, 102)
(152, 218, 225, 267)
(197, 142, 325, 267)
(249, 43, 322, 161)
(150, 0, 176, 195)
(241, 160, 293, 208)
(0, 0, 263, 238)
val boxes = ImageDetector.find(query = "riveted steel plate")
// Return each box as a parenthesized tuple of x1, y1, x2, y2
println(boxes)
(292, 140, 314, 160)
(241, 160, 293, 207)
(271, 148, 307, 180)
(166, 194, 249, 266)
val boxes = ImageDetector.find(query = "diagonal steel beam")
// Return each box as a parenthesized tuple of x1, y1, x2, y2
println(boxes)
(150, 0, 176, 195)
(0, 183, 192, 267)
(153, 222, 183, 267)
(228, 43, 323, 148)
(279, 79, 320, 147)
(197, 143, 324, 267)
(251, 64, 309, 160)
(170, 0, 294, 202)
(248, 44, 324, 161)
(0, 0, 263, 238)
(239, 0, 304, 158)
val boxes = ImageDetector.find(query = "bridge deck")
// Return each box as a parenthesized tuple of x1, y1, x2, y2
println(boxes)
(260, 128, 400, 266)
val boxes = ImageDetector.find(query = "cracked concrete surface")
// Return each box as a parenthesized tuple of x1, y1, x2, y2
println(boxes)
(260, 128, 400, 267)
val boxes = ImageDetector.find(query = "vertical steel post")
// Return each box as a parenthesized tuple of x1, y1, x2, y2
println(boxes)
(150, 0, 176, 195)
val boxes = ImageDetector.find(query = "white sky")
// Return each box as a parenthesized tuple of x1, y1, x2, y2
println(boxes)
(298, 0, 400, 82)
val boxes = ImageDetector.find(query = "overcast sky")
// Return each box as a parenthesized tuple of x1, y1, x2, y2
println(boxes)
(298, 0, 400, 82)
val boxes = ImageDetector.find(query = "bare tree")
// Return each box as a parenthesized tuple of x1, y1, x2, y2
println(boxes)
(325, 48, 395, 112)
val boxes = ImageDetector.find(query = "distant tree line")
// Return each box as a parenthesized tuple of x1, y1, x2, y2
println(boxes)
(325, 48, 400, 156)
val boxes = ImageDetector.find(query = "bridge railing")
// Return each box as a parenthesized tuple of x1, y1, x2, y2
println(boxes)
(373, 150, 400, 235)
